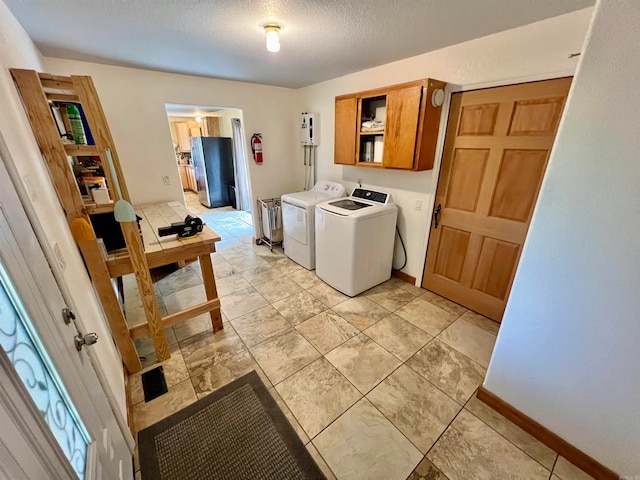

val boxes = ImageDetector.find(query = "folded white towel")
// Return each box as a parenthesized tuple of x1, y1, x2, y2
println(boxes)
(362, 120, 385, 128)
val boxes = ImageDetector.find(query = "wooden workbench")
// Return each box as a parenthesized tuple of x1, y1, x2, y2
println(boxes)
(105, 201, 223, 339)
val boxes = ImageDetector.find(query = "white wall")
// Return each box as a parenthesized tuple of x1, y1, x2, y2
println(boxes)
(484, 1, 640, 475)
(0, 0, 125, 418)
(298, 8, 593, 280)
(44, 58, 302, 234)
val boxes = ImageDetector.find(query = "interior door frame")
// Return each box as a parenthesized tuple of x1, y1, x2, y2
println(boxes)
(416, 69, 576, 286)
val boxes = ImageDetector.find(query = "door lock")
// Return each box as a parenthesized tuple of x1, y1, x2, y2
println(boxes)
(74, 332, 99, 351)
(62, 308, 76, 324)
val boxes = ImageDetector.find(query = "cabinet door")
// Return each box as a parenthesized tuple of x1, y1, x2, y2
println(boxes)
(382, 85, 422, 169)
(334, 96, 357, 165)
(187, 166, 197, 192)
(179, 166, 189, 190)
(176, 123, 191, 152)
(204, 117, 220, 136)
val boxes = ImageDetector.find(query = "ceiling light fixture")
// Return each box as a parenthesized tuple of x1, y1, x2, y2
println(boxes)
(264, 24, 281, 53)
(195, 115, 202, 123)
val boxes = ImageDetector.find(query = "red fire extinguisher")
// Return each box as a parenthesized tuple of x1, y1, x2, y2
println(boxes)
(251, 133, 263, 164)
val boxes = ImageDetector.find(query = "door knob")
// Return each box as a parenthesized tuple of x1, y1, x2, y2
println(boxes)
(434, 203, 442, 229)
(74, 332, 99, 351)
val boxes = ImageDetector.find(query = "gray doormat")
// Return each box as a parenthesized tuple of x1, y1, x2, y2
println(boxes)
(138, 371, 325, 480)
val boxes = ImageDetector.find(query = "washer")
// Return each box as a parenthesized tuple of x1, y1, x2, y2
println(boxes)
(281, 181, 345, 270)
(315, 188, 398, 296)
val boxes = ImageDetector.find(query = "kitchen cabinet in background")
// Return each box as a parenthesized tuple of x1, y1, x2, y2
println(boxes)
(178, 164, 197, 192)
(334, 78, 446, 171)
(186, 165, 197, 192)
(203, 117, 220, 136)
(176, 122, 191, 152)
(179, 165, 189, 190)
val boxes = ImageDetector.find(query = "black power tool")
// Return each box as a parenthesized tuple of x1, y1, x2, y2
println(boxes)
(157, 215, 204, 239)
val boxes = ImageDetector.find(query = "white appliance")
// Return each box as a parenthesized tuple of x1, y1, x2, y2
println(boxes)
(282, 181, 345, 270)
(300, 113, 319, 146)
(315, 188, 398, 296)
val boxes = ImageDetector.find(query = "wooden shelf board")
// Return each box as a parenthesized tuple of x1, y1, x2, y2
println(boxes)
(85, 202, 115, 215)
(359, 130, 385, 135)
(64, 144, 100, 156)
(46, 93, 80, 103)
(356, 162, 384, 168)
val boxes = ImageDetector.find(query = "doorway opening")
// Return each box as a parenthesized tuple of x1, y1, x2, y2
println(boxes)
(164, 103, 254, 251)
(164, 103, 253, 215)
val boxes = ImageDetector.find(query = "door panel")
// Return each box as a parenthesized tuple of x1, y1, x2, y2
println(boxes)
(423, 77, 572, 321)
(433, 227, 470, 282)
(509, 97, 565, 136)
(489, 149, 548, 222)
(471, 237, 520, 300)
(445, 149, 489, 212)
(0, 269, 89, 478)
(458, 103, 499, 135)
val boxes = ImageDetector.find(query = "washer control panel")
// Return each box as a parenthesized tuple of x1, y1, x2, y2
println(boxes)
(351, 188, 390, 204)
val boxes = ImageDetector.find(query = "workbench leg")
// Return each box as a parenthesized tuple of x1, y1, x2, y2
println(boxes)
(199, 253, 223, 332)
(121, 221, 170, 362)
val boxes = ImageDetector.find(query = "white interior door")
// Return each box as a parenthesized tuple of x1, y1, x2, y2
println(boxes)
(0, 159, 132, 479)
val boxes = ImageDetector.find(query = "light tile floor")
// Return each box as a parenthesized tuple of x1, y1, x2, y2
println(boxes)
(128, 194, 594, 480)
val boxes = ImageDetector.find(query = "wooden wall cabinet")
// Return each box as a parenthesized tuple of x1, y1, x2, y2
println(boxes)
(173, 120, 203, 152)
(176, 122, 191, 152)
(203, 117, 220, 137)
(334, 78, 446, 171)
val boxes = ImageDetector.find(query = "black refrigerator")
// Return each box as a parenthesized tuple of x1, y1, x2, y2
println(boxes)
(191, 136, 237, 208)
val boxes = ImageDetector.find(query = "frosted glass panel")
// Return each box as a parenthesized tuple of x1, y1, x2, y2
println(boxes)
(0, 275, 88, 479)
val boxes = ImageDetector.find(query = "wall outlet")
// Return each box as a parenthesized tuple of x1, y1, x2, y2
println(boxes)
(162, 175, 171, 185)
(415, 200, 423, 211)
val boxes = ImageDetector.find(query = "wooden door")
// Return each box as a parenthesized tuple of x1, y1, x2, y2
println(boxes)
(382, 85, 422, 169)
(422, 78, 572, 321)
(334, 96, 357, 165)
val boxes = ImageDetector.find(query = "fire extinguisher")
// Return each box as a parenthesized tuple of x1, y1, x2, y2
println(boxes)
(251, 133, 263, 164)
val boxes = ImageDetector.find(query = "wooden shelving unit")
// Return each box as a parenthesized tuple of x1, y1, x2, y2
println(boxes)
(10, 70, 224, 373)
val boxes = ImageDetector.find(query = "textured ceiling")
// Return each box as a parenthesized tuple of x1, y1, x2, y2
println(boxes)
(6, 0, 594, 88)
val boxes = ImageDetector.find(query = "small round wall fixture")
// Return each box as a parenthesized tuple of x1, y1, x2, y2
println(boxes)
(431, 88, 445, 107)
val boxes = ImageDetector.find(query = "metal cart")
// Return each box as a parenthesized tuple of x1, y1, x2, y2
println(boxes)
(256, 198, 283, 251)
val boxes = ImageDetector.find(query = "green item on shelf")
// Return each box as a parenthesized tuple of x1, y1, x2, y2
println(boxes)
(66, 103, 87, 145)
